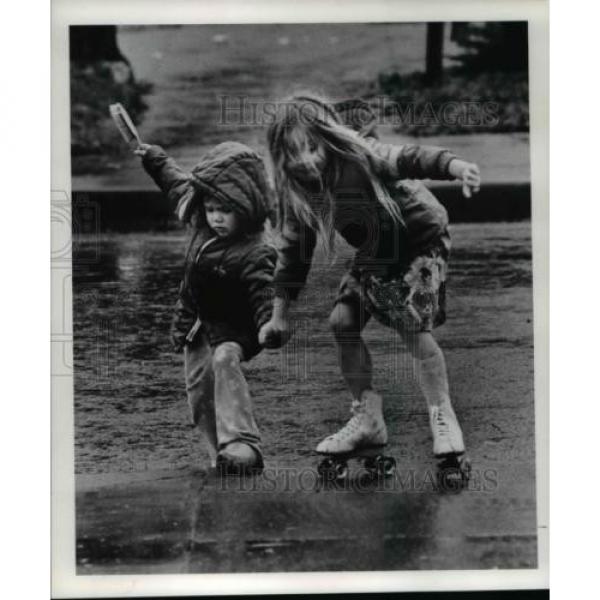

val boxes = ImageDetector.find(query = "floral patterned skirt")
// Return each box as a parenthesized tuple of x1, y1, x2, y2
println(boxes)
(334, 248, 448, 333)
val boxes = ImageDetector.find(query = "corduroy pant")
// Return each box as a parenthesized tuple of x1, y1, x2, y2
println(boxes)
(184, 332, 262, 467)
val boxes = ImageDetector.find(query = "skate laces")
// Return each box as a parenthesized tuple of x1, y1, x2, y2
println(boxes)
(432, 406, 450, 438)
(335, 413, 364, 439)
(326, 402, 366, 441)
(350, 398, 365, 415)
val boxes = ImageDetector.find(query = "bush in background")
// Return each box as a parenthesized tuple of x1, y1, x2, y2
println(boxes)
(70, 26, 151, 174)
(378, 69, 529, 136)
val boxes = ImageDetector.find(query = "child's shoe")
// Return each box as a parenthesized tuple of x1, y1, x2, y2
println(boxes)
(429, 402, 465, 457)
(216, 441, 263, 475)
(316, 390, 388, 454)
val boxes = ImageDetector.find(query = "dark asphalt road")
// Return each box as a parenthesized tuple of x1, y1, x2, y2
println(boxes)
(73, 222, 537, 573)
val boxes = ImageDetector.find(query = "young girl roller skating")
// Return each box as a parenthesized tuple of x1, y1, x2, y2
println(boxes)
(258, 93, 481, 477)
(136, 141, 277, 474)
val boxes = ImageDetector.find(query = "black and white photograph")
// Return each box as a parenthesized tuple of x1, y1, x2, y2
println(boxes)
(51, 0, 549, 595)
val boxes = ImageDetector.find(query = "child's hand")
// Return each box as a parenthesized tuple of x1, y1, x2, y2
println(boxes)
(449, 159, 481, 198)
(133, 143, 152, 157)
(259, 317, 291, 349)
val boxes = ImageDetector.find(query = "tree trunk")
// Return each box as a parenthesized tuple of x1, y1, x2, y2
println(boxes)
(425, 23, 444, 84)
(70, 25, 128, 64)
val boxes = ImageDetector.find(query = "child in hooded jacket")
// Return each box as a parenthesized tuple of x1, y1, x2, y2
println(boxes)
(136, 141, 277, 473)
(259, 93, 481, 471)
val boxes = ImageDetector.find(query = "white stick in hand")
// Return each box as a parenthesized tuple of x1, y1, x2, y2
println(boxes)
(109, 103, 142, 149)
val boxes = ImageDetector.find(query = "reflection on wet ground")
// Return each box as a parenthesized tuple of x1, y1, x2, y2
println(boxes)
(77, 465, 536, 573)
(73, 222, 537, 572)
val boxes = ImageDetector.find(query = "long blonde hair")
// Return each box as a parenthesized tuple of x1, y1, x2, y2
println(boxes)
(266, 91, 403, 255)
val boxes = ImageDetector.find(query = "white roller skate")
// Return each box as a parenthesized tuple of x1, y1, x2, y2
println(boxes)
(429, 402, 471, 486)
(317, 390, 388, 454)
(315, 390, 393, 482)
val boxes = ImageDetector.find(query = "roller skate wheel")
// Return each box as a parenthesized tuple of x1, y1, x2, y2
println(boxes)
(381, 456, 396, 477)
(437, 454, 470, 489)
(317, 457, 335, 477)
(458, 456, 472, 480)
(371, 455, 396, 478)
(332, 460, 348, 480)
(363, 456, 377, 470)
(317, 457, 348, 481)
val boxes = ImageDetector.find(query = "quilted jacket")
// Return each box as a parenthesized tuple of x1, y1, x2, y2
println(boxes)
(273, 136, 457, 301)
(142, 142, 276, 359)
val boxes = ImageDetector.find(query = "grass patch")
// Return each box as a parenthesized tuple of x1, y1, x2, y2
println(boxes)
(377, 69, 529, 135)
(70, 62, 152, 174)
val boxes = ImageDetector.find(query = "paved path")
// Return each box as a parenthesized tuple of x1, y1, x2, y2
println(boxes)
(73, 222, 538, 574)
(77, 464, 536, 573)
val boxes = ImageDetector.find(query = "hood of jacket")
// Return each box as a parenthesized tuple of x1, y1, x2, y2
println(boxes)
(189, 141, 271, 232)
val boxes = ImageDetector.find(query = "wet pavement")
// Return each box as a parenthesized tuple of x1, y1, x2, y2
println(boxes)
(77, 466, 536, 574)
(73, 222, 537, 573)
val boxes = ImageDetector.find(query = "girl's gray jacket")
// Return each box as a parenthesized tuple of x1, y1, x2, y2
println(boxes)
(274, 138, 459, 301)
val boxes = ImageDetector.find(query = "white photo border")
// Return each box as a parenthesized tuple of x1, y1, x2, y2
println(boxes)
(51, 0, 549, 596)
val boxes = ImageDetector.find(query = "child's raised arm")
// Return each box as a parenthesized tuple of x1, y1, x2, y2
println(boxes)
(366, 138, 481, 198)
(136, 144, 197, 222)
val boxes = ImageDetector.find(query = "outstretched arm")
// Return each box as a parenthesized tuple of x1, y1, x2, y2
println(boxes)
(258, 296, 292, 349)
(273, 217, 317, 301)
(447, 158, 481, 198)
(367, 138, 481, 197)
(135, 144, 198, 222)
(258, 217, 317, 348)
(367, 138, 455, 180)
